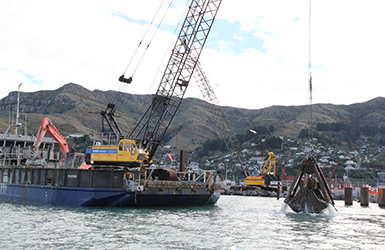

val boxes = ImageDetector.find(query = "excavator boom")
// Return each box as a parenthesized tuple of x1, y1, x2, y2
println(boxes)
(282, 152, 292, 181)
(33, 117, 69, 163)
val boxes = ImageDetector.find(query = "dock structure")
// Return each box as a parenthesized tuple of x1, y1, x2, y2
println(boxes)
(344, 187, 353, 205)
(379, 188, 385, 208)
(360, 187, 369, 206)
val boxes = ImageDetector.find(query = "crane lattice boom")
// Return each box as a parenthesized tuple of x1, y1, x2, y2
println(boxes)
(130, 0, 222, 160)
(194, 61, 250, 176)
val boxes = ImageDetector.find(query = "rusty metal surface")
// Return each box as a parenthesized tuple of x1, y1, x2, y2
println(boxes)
(152, 168, 178, 181)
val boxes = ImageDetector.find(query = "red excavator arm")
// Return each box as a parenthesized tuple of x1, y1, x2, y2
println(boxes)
(328, 162, 339, 184)
(33, 117, 69, 163)
(281, 152, 291, 181)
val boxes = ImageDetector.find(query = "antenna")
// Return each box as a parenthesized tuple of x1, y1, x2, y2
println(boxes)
(24, 114, 28, 135)
(15, 83, 22, 135)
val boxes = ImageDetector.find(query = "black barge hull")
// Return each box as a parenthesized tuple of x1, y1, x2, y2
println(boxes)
(0, 167, 220, 207)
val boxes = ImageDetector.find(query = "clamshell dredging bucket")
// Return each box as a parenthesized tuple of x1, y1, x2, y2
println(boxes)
(284, 158, 335, 213)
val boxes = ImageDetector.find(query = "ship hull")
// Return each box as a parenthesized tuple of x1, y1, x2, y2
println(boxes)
(0, 167, 220, 207)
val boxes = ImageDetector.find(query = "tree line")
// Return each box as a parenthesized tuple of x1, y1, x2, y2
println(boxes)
(299, 122, 385, 145)
(197, 125, 282, 156)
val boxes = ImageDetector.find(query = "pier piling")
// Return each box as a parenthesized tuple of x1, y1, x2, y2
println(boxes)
(277, 182, 281, 200)
(360, 187, 369, 207)
(344, 187, 353, 205)
(180, 150, 186, 172)
(379, 188, 385, 208)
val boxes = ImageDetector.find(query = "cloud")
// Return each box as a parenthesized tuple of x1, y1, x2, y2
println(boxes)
(1, 0, 384, 111)
(199, 0, 385, 108)
(233, 35, 243, 44)
(0, 0, 179, 98)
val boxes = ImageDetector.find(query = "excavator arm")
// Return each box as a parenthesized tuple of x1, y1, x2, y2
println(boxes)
(33, 117, 69, 163)
(282, 152, 292, 181)
(329, 162, 339, 184)
(261, 151, 277, 176)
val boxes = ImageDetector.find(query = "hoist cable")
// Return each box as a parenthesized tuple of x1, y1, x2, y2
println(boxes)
(122, 0, 167, 76)
(145, 0, 190, 97)
(308, 0, 314, 156)
(130, 0, 175, 78)
(113, 0, 171, 105)
(133, 0, 189, 116)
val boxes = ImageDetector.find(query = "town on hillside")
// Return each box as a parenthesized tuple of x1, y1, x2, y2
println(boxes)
(154, 135, 385, 189)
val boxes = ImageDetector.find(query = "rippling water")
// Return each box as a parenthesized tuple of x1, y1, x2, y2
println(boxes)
(1, 196, 384, 250)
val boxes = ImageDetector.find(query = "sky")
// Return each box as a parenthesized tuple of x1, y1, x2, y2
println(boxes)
(1, 0, 384, 110)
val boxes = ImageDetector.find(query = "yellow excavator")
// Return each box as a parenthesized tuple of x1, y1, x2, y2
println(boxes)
(243, 151, 280, 187)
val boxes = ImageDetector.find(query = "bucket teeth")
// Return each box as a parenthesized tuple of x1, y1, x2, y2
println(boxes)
(284, 157, 335, 213)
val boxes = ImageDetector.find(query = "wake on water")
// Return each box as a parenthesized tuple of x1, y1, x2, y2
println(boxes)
(278, 203, 338, 217)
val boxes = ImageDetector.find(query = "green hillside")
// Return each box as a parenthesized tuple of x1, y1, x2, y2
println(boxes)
(1, 83, 385, 154)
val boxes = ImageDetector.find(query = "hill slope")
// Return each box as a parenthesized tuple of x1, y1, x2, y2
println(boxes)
(1, 83, 385, 151)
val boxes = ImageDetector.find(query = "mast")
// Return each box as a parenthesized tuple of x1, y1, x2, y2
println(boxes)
(15, 83, 22, 135)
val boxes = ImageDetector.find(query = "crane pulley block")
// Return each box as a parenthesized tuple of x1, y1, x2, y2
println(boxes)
(176, 79, 189, 87)
(118, 74, 132, 84)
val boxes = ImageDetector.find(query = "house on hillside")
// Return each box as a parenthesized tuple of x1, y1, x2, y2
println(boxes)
(319, 156, 330, 163)
(378, 172, 385, 180)
(344, 160, 356, 166)
(186, 162, 200, 172)
(344, 160, 356, 171)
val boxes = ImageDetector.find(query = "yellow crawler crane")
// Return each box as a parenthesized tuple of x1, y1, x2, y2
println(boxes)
(243, 151, 279, 187)
(86, 138, 148, 167)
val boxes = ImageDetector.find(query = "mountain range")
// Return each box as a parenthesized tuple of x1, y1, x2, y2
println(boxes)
(1, 83, 385, 151)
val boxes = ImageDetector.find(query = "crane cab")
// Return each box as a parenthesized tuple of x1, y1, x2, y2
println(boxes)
(85, 138, 148, 167)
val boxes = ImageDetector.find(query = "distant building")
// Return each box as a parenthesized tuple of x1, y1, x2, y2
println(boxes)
(345, 165, 356, 171)
(186, 162, 200, 172)
(319, 156, 330, 163)
(69, 134, 84, 138)
(344, 160, 356, 166)
(249, 156, 264, 162)
(378, 172, 385, 180)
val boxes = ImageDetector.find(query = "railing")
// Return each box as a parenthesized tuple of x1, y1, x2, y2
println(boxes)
(282, 179, 385, 190)
(92, 132, 121, 146)
(0, 146, 60, 167)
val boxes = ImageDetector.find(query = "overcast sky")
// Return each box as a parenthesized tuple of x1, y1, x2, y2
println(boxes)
(1, 0, 384, 110)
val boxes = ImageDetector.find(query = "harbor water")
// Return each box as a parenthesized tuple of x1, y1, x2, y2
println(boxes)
(1, 196, 384, 250)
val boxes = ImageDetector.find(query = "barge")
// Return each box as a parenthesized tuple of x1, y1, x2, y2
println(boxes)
(0, 129, 220, 207)
(0, 165, 220, 207)
(1, 0, 223, 207)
